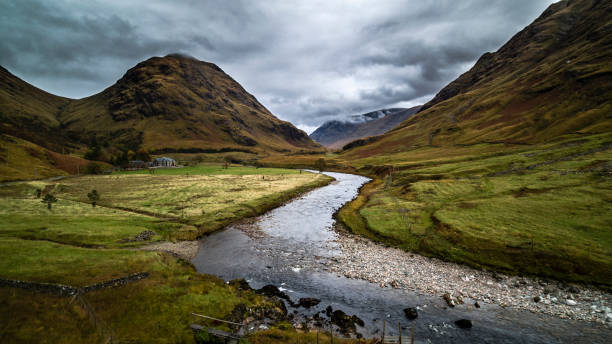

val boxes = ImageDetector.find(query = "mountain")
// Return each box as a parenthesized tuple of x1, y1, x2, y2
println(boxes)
(58, 54, 320, 153)
(0, 66, 72, 152)
(310, 106, 420, 149)
(334, 0, 612, 287)
(342, 0, 611, 159)
(0, 54, 320, 160)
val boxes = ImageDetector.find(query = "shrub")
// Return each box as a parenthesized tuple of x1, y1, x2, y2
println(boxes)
(87, 189, 100, 207)
(41, 194, 57, 210)
(314, 158, 327, 172)
(84, 162, 104, 175)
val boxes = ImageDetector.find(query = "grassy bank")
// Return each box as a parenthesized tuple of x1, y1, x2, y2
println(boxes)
(337, 133, 612, 288)
(0, 165, 335, 343)
(52, 165, 333, 240)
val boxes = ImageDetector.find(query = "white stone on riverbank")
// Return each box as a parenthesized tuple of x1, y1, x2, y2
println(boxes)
(320, 230, 612, 325)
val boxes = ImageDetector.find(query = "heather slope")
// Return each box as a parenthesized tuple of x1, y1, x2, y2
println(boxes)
(335, 0, 612, 287)
(343, 0, 611, 161)
(59, 54, 320, 153)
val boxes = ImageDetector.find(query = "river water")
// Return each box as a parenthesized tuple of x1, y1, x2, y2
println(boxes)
(192, 172, 609, 343)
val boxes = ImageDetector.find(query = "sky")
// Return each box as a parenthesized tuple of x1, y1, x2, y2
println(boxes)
(0, 0, 556, 133)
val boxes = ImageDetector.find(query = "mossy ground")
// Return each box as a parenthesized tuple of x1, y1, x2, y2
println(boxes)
(337, 133, 612, 288)
(0, 165, 334, 343)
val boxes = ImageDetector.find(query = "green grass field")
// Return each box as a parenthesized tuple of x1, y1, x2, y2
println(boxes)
(116, 163, 303, 176)
(338, 133, 612, 287)
(0, 165, 333, 343)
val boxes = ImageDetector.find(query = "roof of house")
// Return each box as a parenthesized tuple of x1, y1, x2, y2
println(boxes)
(154, 157, 175, 162)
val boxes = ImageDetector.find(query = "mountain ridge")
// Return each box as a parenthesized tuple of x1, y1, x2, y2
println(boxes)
(1, 54, 322, 158)
(310, 106, 421, 149)
(342, 0, 611, 159)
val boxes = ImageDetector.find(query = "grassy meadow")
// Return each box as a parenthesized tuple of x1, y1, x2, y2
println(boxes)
(337, 133, 612, 287)
(0, 165, 333, 343)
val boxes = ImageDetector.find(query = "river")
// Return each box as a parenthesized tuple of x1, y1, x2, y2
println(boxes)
(192, 171, 610, 343)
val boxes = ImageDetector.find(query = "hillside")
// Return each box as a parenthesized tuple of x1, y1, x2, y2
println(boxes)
(0, 67, 72, 152)
(343, 0, 611, 160)
(334, 0, 612, 287)
(0, 54, 321, 180)
(59, 54, 320, 154)
(310, 107, 420, 149)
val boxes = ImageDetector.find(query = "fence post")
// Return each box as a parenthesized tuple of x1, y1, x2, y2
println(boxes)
(411, 321, 415, 344)
(330, 322, 334, 344)
(382, 319, 386, 341)
(399, 321, 402, 344)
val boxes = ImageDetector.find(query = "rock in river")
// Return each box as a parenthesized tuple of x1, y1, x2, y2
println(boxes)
(256, 284, 290, 301)
(403, 307, 418, 320)
(455, 319, 473, 329)
(297, 297, 321, 308)
(443, 293, 456, 307)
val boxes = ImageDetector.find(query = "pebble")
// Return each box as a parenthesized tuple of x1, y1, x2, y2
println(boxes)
(238, 224, 612, 325)
(326, 232, 612, 324)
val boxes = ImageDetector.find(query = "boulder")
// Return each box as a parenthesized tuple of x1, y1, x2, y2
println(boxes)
(403, 307, 418, 320)
(330, 310, 364, 334)
(443, 293, 455, 307)
(256, 284, 290, 301)
(297, 297, 321, 308)
(455, 319, 472, 329)
(533, 296, 541, 303)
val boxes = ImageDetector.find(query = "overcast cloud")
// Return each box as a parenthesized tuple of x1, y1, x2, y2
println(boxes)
(0, 0, 555, 133)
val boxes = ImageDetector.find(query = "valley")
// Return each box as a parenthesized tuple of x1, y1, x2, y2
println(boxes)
(0, 0, 610, 342)
(0, 166, 332, 343)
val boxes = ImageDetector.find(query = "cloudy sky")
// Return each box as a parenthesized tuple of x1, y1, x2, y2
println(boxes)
(0, 0, 555, 133)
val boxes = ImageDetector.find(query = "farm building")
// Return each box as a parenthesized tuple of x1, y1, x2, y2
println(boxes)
(153, 157, 176, 167)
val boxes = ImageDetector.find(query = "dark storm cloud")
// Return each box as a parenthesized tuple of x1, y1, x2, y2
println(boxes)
(0, 0, 555, 132)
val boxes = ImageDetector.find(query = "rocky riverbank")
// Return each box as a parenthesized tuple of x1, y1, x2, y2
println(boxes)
(320, 231, 612, 325)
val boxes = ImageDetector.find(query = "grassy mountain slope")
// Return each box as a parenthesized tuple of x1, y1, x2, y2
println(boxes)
(0, 54, 322, 180)
(310, 107, 420, 149)
(59, 54, 320, 153)
(343, 0, 611, 161)
(335, 0, 612, 287)
(0, 134, 95, 182)
(0, 67, 72, 152)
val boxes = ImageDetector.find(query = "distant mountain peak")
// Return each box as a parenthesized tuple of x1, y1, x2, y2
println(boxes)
(310, 106, 421, 149)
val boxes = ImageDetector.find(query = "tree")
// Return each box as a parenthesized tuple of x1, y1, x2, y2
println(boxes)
(134, 148, 151, 162)
(84, 162, 104, 174)
(87, 189, 100, 207)
(223, 156, 232, 169)
(314, 158, 327, 172)
(42, 194, 57, 210)
(84, 145, 102, 161)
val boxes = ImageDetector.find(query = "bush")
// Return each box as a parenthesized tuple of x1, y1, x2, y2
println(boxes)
(314, 158, 327, 172)
(84, 162, 104, 175)
(41, 194, 57, 210)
